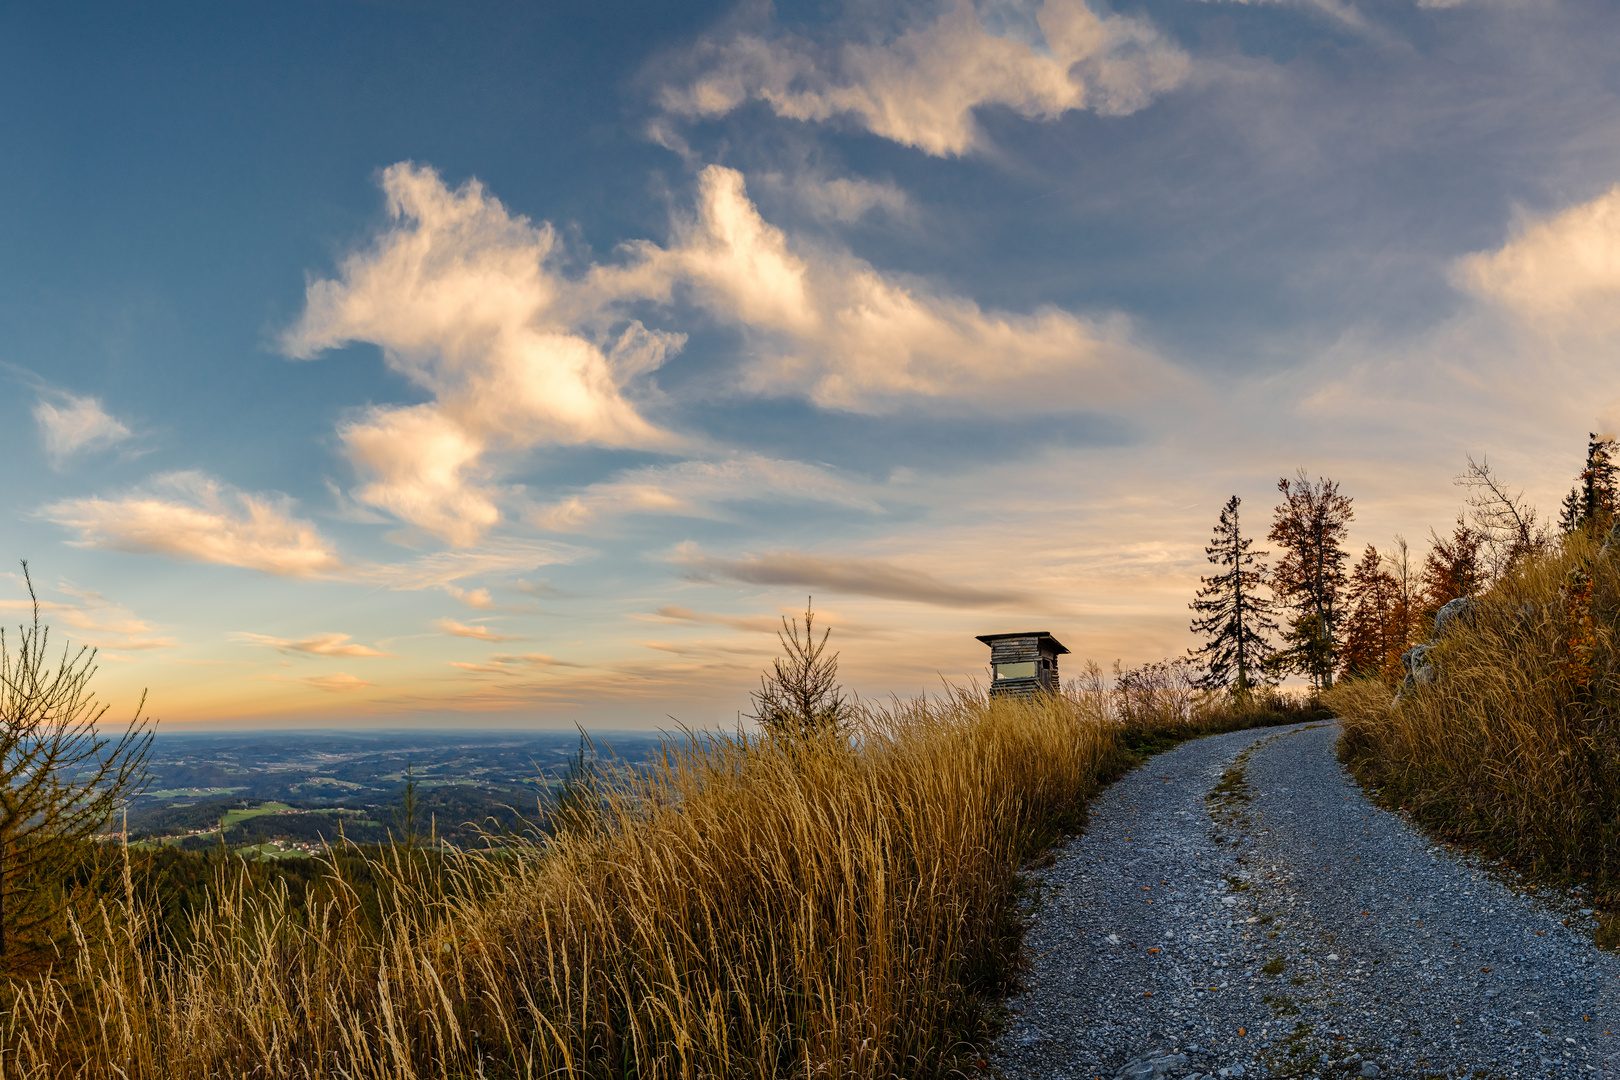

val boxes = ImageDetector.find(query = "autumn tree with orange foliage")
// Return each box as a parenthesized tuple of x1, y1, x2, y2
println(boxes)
(1420, 517, 1485, 623)
(1340, 545, 1411, 685)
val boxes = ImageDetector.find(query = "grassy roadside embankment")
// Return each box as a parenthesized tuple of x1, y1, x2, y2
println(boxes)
(6, 683, 1315, 1079)
(1328, 532, 1620, 939)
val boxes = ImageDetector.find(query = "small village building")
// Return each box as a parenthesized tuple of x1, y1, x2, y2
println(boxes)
(976, 631, 1069, 698)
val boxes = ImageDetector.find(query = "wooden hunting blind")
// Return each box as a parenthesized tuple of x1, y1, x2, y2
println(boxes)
(977, 632, 1069, 698)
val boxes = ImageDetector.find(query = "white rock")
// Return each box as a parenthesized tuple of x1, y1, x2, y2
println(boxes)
(1326, 953, 1339, 960)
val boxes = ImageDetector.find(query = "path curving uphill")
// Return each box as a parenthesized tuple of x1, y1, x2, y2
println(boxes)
(993, 722, 1620, 1080)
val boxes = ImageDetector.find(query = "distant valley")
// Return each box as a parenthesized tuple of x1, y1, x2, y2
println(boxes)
(127, 729, 667, 858)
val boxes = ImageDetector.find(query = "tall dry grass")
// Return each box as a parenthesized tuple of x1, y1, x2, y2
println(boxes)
(3, 682, 1308, 1078)
(1329, 532, 1620, 890)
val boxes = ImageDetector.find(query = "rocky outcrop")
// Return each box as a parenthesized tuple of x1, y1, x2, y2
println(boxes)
(1396, 597, 1476, 698)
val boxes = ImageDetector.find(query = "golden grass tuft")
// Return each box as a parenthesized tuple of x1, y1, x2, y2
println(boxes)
(1329, 531, 1620, 890)
(3, 683, 1304, 1078)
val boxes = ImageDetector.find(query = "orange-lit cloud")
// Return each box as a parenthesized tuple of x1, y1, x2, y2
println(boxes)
(435, 618, 522, 642)
(449, 652, 585, 675)
(1458, 184, 1620, 332)
(306, 672, 370, 693)
(232, 631, 392, 658)
(445, 585, 495, 608)
(44, 472, 345, 577)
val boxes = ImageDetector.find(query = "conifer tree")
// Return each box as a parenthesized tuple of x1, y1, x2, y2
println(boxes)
(747, 599, 850, 737)
(1341, 545, 1404, 684)
(1559, 433, 1618, 535)
(1268, 470, 1354, 691)
(1188, 496, 1277, 692)
(1420, 517, 1485, 620)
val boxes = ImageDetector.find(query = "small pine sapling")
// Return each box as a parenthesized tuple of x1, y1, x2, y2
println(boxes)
(748, 599, 851, 737)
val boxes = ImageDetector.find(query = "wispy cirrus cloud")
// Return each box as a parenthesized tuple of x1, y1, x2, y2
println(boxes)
(435, 618, 522, 642)
(283, 162, 684, 547)
(33, 393, 132, 466)
(305, 672, 370, 693)
(450, 652, 584, 675)
(756, 171, 912, 224)
(671, 543, 1031, 608)
(649, 604, 785, 634)
(660, 0, 1188, 157)
(531, 453, 880, 532)
(596, 166, 1174, 414)
(0, 583, 176, 652)
(231, 631, 392, 658)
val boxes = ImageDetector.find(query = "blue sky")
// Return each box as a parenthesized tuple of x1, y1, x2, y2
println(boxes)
(3, 0, 1618, 728)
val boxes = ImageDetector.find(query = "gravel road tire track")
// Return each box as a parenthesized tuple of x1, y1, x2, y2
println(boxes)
(993, 721, 1620, 1080)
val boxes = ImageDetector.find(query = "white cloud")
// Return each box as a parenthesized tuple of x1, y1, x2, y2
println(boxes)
(661, 0, 1188, 157)
(436, 618, 522, 642)
(43, 472, 345, 578)
(531, 453, 881, 532)
(1457, 184, 1620, 333)
(33, 393, 132, 465)
(595, 166, 1173, 413)
(231, 631, 392, 658)
(283, 162, 684, 547)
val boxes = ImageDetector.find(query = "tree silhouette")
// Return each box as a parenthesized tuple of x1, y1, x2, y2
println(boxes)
(1268, 470, 1354, 691)
(1188, 496, 1277, 693)
(1456, 455, 1545, 578)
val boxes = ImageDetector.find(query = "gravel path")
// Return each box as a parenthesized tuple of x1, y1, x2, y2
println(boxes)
(993, 721, 1620, 1080)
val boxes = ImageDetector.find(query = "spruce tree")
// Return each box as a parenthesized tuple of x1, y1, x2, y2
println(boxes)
(1559, 433, 1618, 535)
(1268, 470, 1354, 691)
(1188, 496, 1277, 693)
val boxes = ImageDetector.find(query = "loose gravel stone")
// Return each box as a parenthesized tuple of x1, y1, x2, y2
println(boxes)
(992, 722, 1620, 1079)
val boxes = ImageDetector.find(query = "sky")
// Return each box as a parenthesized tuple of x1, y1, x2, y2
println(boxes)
(3, 0, 1619, 730)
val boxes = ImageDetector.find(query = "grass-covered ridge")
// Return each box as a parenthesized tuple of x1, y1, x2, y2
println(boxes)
(5, 683, 1315, 1078)
(1329, 530, 1620, 903)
